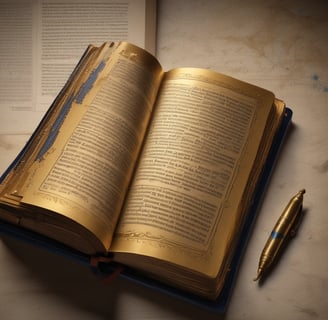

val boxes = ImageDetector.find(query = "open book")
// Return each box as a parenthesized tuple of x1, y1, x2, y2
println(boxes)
(0, 41, 288, 302)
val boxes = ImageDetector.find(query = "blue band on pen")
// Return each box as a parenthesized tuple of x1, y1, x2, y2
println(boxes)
(271, 231, 284, 239)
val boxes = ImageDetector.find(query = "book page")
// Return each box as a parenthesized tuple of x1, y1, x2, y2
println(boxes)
(111, 68, 276, 276)
(6, 42, 162, 253)
(0, 0, 156, 136)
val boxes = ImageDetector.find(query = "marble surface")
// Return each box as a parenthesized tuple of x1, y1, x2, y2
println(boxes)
(1, 0, 328, 319)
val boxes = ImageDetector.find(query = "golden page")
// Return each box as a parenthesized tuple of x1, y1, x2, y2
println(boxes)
(15, 42, 163, 253)
(111, 68, 275, 277)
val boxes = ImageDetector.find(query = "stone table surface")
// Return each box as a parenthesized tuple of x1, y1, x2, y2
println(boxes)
(0, 0, 327, 319)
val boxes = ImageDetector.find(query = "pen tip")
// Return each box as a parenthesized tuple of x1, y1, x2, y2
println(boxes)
(253, 269, 262, 282)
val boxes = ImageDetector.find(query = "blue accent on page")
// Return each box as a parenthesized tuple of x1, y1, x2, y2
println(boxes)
(35, 94, 74, 161)
(76, 61, 105, 104)
(35, 60, 105, 161)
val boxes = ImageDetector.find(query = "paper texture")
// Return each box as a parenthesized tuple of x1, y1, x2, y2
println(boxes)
(0, 0, 156, 135)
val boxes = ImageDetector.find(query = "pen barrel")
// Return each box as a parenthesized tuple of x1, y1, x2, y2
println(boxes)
(272, 189, 305, 237)
(258, 190, 305, 272)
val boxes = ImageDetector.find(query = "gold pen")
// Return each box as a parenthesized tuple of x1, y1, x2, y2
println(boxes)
(254, 189, 306, 281)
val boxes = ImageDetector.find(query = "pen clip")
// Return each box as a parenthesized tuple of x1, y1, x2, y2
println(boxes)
(289, 205, 304, 238)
